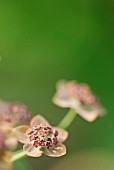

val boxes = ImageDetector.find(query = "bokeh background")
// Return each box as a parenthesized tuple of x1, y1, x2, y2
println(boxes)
(0, 0, 114, 170)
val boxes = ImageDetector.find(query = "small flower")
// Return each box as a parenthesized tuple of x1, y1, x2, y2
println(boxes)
(52, 80, 105, 122)
(0, 100, 31, 125)
(0, 129, 13, 170)
(14, 115, 68, 157)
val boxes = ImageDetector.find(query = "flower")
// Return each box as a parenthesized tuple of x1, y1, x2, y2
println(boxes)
(0, 100, 32, 150)
(0, 100, 31, 126)
(52, 80, 105, 122)
(0, 114, 20, 170)
(14, 115, 68, 157)
(0, 129, 15, 170)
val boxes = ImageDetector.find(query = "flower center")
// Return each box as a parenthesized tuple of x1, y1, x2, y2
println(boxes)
(3, 103, 31, 123)
(26, 123, 58, 149)
(67, 82, 96, 104)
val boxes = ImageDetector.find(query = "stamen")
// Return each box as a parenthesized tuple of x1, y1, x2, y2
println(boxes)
(67, 82, 96, 104)
(26, 124, 59, 149)
(33, 140, 39, 148)
(26, 128, 33, 135)
(39, 130, 45, 137)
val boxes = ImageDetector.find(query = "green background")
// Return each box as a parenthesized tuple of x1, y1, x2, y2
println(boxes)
(0, 0, 114, 170)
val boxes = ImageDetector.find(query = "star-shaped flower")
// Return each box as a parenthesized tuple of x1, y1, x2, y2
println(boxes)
(14, 115, 68, 157)
(52, 80, 105, 122)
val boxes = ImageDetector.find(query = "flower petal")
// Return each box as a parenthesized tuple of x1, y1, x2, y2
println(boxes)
(23, 144, 43, 157)
(30, 115, 50, 127)
(5, 137, 18, 150)
(0, 122, 13, 133)
(14, 125, 29, 144)
(52, 80, 70, 107)
(53, 93, 80, 109)
(53, 96, 73, 108)
(52, 80, 78, 108)
(43, 143, 66, 157)
(73, 102, 105, 122)
(53, 127, 68, 142)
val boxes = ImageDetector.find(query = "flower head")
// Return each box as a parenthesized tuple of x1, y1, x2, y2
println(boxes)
(0, 100, 31, 125)
(52, 80, 105, 122)
(14, 115, 68, 157)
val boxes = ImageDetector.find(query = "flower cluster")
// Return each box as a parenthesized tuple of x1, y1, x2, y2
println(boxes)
(0, 79, 106, 170)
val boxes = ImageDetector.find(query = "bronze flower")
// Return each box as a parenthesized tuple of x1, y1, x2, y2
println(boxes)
(14, 115, 68, 157)
(52, 80, 105, 122)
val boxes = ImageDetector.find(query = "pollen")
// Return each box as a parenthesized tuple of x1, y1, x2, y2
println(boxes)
(26, 124, 58, 149)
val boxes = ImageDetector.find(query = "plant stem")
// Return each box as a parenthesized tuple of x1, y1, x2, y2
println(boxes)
(58, 109, 77, 129)
(11, 150, 27, 162)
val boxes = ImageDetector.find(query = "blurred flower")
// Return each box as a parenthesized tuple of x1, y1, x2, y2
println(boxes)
(14, 115, 68, 157)
(0, 100, 31, 126)
(0, 129, 13, 170)
(0, 116, 18, 149)
(52, 80, 105, 122)
(0, 114, 19, 170)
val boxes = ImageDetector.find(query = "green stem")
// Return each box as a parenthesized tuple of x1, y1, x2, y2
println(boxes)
(11, 150, 27, 162)
(58, 109, 77, 129)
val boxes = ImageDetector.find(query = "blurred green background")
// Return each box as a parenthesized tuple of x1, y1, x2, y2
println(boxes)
(0, 0, 114, 170)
